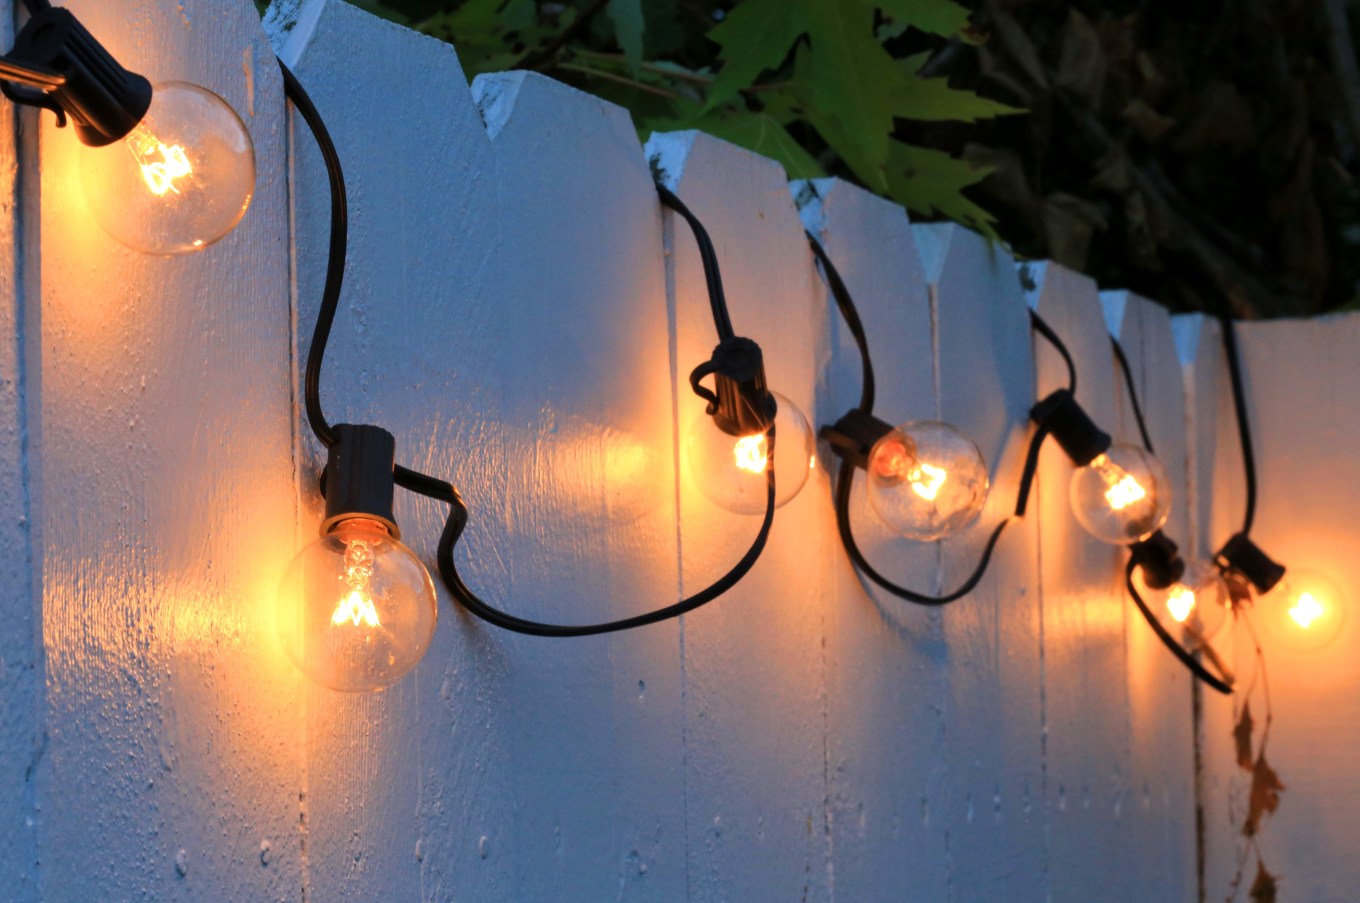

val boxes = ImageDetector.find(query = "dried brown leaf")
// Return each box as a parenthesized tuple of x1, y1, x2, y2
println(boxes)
(1244, 753, 1285, 836)
(1122, 99, 1174, 143)
(1233, 701, 1254, 771)
(1055, 9, 1105, 104)
(1249, 860, 1278, 903)
(1225, 571, 1253, 611)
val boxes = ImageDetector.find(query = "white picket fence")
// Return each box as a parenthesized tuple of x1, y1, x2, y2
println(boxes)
(1, 0, 1358, 900)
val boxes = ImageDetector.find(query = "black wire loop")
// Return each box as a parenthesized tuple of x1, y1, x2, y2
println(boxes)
(1109, 320, 1238, 693)
(1028, 310, 1078, 395)
(280, 62, 345, 450)
(1219, 316, 1257, 538)
(1111, 338, 1154, 454)
(657, 183, 735, 342)
(812, 233, 1052, 606)
(284, 59, 777, 637)
(1124, 558, 1234, 694)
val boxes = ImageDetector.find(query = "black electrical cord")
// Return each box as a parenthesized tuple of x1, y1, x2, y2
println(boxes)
(282, 59, 777, 637)
(1219, 316, 1257, 536)
(1124, 559, 1234, 694)
(811, 235, 1051, 605)
(1111, 334, 1233, 695)
(1111, 337, 1154, 455)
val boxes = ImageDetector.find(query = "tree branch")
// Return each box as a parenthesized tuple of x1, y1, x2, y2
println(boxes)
(515, 0, 615, 71)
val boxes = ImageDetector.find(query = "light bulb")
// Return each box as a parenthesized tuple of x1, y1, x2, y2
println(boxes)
(685, 390, 814, 514)
(79, 82, 254, 255)
(1141, 559, 1229, 651)
(1069, 444, 1170, 544)
(276, 518, 437, 692)
(1256, 569, 1347, 652)
(864, 420, 988, 541)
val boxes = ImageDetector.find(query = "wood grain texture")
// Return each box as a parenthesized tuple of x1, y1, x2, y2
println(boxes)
(1102, 291, 1196, 903)
(471, 69, 686, 902)
(1023, 262, 1133, 903)
(271, 2, 512, 899)
(1174, 313, 1243, 902)
(797, 178, 949, 902)
(922, 224, 1045, 901)
(0, 1, 41, 896)
(1218, 315, 1360, 903)
(647, 131, 836, 903)
(37, 1, 301, 899)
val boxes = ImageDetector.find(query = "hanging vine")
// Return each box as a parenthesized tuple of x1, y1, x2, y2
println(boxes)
(1224, 575, 1284, 903)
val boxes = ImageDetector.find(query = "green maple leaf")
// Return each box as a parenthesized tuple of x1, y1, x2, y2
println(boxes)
(886, 142, 996, 233)
(894, 54, 1022, 122)
(874, 0, 976, 41)
(803, 0, 901, 179)
(607, 0, 645, 68)
(704, 0, 810, 110)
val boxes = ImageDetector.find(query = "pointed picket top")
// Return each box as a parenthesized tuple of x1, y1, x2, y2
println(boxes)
(1172, 310, 1210, 368)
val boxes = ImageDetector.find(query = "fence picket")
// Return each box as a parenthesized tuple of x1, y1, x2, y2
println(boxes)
(799, 178, 950, 902)
(36, 1, 299, 898)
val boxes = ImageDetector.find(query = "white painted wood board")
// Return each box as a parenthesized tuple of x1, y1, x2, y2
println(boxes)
(0, 1, 40, 896)
(269, 1, 515, 898)
(1103, 291, 1196, 903)
(1215, 314, 1360, 903)
(36, 1, 301, 899)
(470, 70, 686, 901)
(797, 177, 949, 902)
(921, 224, 1045, 900)
(1175, 312, 1242, 902)
(648, 130, 836, 903)
(1023, 262, 1134, 903)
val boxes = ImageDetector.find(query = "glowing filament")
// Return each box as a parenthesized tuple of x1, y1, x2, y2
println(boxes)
(1166, 586, 1196, 623)
(734, 434, 768, 474)
(1289, 592, 1325, 629)
(332, 590, 381, 628)
(126, 124, 193, 197)
(1091, 455, 1147, 511)
(908, 463, 948, 501)
(331, 536, 381, 629)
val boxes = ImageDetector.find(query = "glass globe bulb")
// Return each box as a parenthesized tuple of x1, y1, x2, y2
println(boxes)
(1142, 559, 1229, 651)
(1069, 443, 1170, 544)
(276, 518, 437, 692)
(865, 420, 988, 541)
(685, 391, 813, 514)
(80, 82, 255, 255)
(1256, 569, 1347, 653)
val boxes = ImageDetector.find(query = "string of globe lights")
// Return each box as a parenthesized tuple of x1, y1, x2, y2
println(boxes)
(276, 63, 818, 690)
(809, 236, 1264, 696)
(812, 235, 1046, 604)
(2, 1, 1341, 695)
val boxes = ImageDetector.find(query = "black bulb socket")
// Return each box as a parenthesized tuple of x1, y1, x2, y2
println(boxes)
(320, 424, 401, 540)
(821, 408, 895, 472)
(1215, 532, 1285, 594)
(1129, 529, 1185, 590)
(697, 336, 777, 438)
(1030, 389, 1112, 467)
(5, 7, 152, 146)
